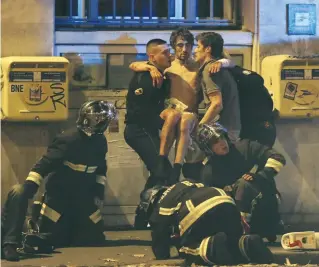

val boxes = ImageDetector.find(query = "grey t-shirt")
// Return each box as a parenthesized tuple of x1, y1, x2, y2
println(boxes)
(199, 61, 241, 136)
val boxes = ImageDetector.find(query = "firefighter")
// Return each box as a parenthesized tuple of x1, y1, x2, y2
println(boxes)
(195, 123, 286, 240)
(1, 100, 118, 261)
(140, 181, 274, 266)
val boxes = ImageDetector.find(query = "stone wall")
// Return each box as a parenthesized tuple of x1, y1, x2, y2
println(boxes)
(1, 0, 61, 204)
(257, 0, 319, 228)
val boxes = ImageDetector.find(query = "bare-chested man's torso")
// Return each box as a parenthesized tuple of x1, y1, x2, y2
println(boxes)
(165, 59, 199, 113)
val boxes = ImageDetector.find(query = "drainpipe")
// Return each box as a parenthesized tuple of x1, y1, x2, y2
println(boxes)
(251, 0, 260, 73)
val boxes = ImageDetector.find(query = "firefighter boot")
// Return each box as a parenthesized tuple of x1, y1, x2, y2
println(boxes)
(237, 234, 274, 264)
(3, 244, 19, 262)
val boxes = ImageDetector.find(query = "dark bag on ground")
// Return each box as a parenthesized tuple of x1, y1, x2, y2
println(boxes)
(19, 218, 55, 254)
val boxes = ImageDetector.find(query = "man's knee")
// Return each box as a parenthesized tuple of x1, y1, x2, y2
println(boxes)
(161, 108, 181, 124)
(180, 113, 197, 134)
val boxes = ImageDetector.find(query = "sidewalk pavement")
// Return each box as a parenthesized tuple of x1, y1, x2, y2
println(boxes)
(2, 230, 319, 267)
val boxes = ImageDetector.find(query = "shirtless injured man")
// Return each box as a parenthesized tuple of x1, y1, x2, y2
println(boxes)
(129, 28, 234, 184)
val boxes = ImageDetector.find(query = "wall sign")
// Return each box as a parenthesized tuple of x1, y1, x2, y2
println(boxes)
(287, 4, 317, 35)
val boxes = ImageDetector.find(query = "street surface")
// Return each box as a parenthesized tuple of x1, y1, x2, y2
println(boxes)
(1, 230, 319, 267)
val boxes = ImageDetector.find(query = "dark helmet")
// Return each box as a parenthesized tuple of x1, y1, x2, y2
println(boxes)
(196, 123, 228, 154)
(76, 100, 118, 136)
(139, 185, 168, 217)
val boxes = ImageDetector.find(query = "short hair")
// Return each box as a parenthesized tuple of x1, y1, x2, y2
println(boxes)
(196, 32, 224, 59)
(146, 38, 167, 54)
(170, 27, 194, 49)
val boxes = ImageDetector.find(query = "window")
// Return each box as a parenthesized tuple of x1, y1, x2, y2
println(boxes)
(96, 0, 173, 17)
(62, 53, 108, 89)
(56, 0, 79, 17)
(229, 54, 243, 68)
(61, 52, 243, 90)
(55, 0, 240, 29)
(107, 54, 148, 89)
(62, 53, 149, 90)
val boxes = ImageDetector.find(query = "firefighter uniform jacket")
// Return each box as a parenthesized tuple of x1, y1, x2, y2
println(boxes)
(25, 128, 108, 194)
(201, 139, 286, 189)
(149, 180, 236, 260)
(125, 67, 170, 131)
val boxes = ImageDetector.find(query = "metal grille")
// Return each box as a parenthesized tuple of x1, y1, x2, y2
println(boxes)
(55, 0, 240, 29)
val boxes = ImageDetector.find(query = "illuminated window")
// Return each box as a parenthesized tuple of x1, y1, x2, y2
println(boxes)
(55, 0, 240, 29)
(96, 0, 173, 17)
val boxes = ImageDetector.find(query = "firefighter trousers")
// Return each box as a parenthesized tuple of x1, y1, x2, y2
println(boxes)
(179, 204, 273, 265)
(231, 177, 281, 237)
(179, 203, 243, 265)
(1, 184, 105, 248)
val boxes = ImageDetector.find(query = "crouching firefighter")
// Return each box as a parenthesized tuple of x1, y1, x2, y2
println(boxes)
(196, 123, 286, 241)
(140, 181, 274, 266)
(1, 100, 118, 261)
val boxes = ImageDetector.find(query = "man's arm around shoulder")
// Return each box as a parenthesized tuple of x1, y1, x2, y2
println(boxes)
(129, 62, 164, 88)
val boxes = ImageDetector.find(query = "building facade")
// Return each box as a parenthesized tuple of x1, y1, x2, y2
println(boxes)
(1, 0, 319, 228)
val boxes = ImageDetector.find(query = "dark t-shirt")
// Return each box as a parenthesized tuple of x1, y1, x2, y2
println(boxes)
(199, 60, 241, 134)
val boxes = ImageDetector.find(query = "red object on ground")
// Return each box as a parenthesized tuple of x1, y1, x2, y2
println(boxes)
(288, 240, 302, 248)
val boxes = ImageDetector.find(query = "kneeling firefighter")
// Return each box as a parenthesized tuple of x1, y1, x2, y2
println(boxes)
(1, 100, 118, 262)
(139, 180, 274, 266)
(195, 123, 286, 240)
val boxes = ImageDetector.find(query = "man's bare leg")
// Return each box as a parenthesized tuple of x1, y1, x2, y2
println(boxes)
(153, 108, 181, 184)
(170, 113, 197, 183)
(159, 108, 181, 156)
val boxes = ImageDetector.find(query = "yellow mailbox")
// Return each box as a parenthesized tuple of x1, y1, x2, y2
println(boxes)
(0, 56, 69, 121)
(262, 55, 319, 118)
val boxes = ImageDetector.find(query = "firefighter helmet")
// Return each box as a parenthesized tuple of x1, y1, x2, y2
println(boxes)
(196, 123, 228, 154)
(77, 100, 118, 136)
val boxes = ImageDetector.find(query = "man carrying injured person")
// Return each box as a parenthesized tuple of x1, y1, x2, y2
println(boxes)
(195, 122, 286, 241)
(139, 181, 274, 266)
(1, 100, 118, 261)
(129, 27, 234, 185)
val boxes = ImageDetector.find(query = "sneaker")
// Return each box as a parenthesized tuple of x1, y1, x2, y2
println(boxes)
(281, 231, 319, 250)
(3, 244, 19, 261)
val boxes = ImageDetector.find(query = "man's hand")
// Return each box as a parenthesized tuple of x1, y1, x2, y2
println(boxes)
(242, 173, 254, 181)
(150, 67, 164, 88)
(208, 61, 222, 74)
